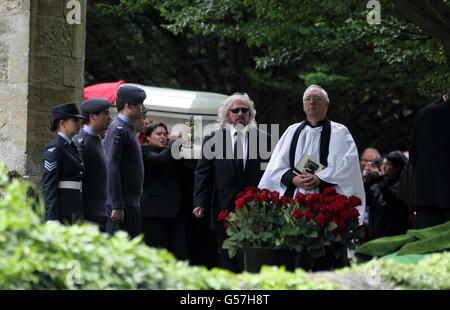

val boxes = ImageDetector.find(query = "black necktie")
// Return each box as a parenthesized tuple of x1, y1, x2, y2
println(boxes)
(70, 141, 80, 154)
(234, 131, 244, 176)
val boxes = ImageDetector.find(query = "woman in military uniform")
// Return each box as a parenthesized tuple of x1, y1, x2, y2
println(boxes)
(41, 102, 86, 224)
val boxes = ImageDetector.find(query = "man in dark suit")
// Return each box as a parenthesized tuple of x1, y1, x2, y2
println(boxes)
(409, 91, 450, 228)
(41, 102, 86, 224)
(192, 92, 272, 272)
(73, 98, 112, 232)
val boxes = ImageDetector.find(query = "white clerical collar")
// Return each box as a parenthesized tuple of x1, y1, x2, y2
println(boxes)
(305, 119, 325, 128)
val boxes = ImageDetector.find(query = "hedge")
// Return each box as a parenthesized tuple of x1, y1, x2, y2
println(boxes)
(0, 163, 448, 290)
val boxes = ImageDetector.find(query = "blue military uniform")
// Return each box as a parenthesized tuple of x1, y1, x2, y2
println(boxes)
(104, 85, 146, 238)
(41, 103, 85, 224)
(73, 98, 110, 231)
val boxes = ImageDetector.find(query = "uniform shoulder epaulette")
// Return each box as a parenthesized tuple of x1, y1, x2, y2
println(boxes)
(75, 136, 85, 153)
(114, 126, 123, 144)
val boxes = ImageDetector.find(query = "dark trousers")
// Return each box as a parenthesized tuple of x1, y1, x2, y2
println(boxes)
(415, 207, 450, 229)
(141, 217, 188, 260)
(86, 216, 107, 232)
(216, 232, 243, 273)
(105, 205, 141, 238)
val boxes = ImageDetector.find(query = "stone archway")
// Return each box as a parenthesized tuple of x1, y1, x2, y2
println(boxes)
(0, 0, 86, 183)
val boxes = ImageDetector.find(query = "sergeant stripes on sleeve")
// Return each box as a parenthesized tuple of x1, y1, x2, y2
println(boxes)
(44, 160, 57, 172)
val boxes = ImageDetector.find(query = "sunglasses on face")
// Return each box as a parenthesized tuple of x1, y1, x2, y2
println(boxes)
(230, 108, 249, 114)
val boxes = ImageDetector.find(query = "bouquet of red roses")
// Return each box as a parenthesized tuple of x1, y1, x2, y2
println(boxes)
(219, 186, 362, 262)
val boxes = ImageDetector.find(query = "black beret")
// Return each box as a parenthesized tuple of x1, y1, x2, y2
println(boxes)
(116, 85, 146, 105)
(81, 98, 110, 114)
(51, 102, 85, 121)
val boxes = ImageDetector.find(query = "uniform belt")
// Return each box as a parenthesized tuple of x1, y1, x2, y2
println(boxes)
(58, 181, 82, 191)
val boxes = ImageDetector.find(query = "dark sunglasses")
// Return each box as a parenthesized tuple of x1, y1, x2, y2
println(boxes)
(230, 108, 249, 114)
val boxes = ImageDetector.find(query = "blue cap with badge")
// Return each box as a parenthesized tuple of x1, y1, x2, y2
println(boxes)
(116, 85, 146, 105)
(81, 98, 110, 114)
(51, 102, 85, 121)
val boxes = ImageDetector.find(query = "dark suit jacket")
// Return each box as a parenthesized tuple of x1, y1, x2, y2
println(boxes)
(41, 134, 84, 223)
(193, 127, 272, 232)
(409, 97, 450, 209)
(140, 143, 182, 218)
(73, 127, 108, 218)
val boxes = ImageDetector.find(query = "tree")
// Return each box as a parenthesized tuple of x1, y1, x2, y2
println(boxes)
(89, 0, 449, 153)
(391, 0, 450, 57)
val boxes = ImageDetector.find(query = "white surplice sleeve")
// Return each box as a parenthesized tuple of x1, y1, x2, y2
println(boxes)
(316, 122, 366, 224)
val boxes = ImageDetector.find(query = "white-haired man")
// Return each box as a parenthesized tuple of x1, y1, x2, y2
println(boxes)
(193, 92, 272, 272)
(258, 85, 365, 269)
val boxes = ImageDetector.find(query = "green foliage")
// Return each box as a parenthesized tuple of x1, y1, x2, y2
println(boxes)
(0, 162, 335, 289)
(95, 0, 449, 154)
(0, 162, 449, 289)
(347, 252, 450, 289)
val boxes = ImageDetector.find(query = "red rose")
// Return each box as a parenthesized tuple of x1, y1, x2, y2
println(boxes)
(259, 192, 270, 202)
(306, 193, 320, 202)
(235, 197, 245, 210)
(341, 209, 350, 220)
(336, 195, 348, 202)
(217, 209, 230, 222)
(305, 210, 314, 221)
(236, 191, 245, 199)
(295, 192, 306, 205)
(244, 186, 258, 193)
(323, 187, 337, 196)
(335, 218, 346, 230)
(243, 192, 255, 202)
(348, 196, 362, 208)
(330, 200, 346, 212)
(312, 201, 322, 212)
(261, 189, 270, 196)
(281, 195, 290, 206)
(315, 213, 327, 228)
(293, 209, 303, 218)
(349, 207, 360, 218)
(269, 191, 279, 204)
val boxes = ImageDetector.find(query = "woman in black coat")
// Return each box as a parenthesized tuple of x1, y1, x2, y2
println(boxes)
(367, 151, 411, 240)
(140, 122, 187, 260)
(41, 102, 86, 224)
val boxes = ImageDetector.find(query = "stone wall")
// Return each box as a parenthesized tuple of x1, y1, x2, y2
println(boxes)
(0, 0, 31, 178)
(0, 0, 86, 183)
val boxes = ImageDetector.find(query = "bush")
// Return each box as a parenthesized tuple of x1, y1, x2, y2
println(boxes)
(0, 162, 448, 290)
(0, 163, 337, 290)
(344, 252, 450, 290)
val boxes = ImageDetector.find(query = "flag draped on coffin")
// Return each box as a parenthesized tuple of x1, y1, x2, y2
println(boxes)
(84, 80, 126, 104)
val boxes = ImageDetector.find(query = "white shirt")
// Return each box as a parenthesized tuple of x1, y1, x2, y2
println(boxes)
(57, 132, 72, 144)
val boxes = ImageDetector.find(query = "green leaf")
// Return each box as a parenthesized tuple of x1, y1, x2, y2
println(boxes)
(222, 238, 232, 249)
(308, 231, 318, 238)
(327, 222, 338, 231)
